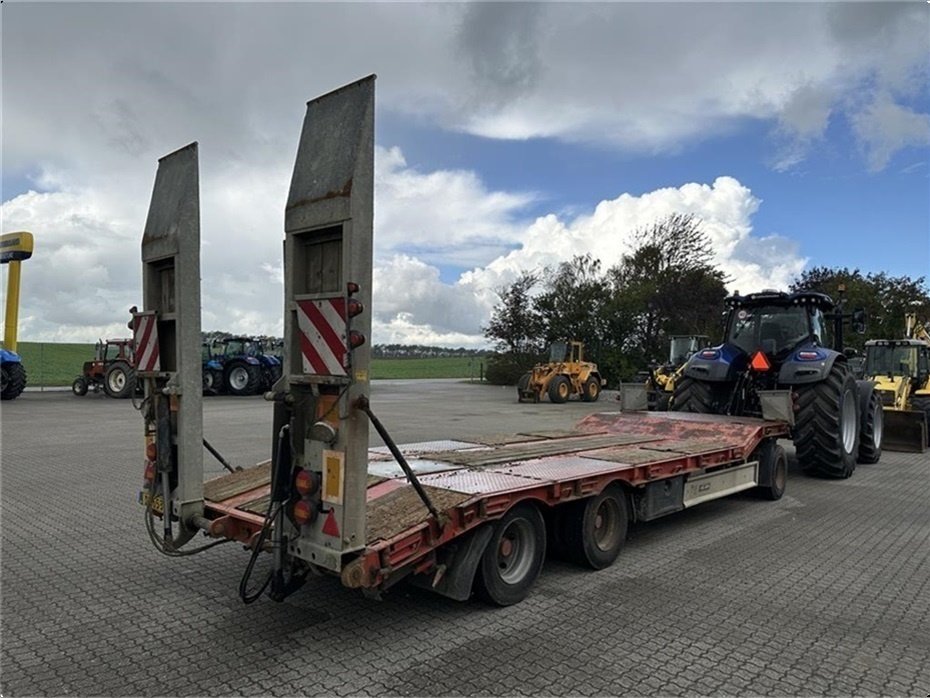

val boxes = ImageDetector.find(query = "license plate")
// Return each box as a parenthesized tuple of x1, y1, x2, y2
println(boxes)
(139, 490, 165, 515)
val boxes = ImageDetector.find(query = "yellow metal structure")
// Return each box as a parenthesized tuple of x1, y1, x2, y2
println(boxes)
(517, 340, 604, 404)
(1, 231, 34, 353)
(645, 335, 708, 411)
(864, 326, 930, 453)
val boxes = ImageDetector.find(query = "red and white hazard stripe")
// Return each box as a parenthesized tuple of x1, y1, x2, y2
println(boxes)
(296, 298, 348, 376)
(133, 312, 161, 372)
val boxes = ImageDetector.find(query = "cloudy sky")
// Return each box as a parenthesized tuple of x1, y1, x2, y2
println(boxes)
(2, 2, 928, 347)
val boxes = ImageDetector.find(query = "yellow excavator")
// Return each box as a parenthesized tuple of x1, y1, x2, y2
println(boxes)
(863, 313, 930, 452)
(517, 340, 605, 403)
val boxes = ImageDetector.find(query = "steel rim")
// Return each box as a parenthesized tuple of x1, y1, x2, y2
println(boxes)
(840, 390, 857, 454)
(108, 370, 126, 391)
(774, 456, 786, 492)
(496, 518, 536, 584)
(593, 497, 622, 551)
(229, 367, 248, 390)
(558, 381, 569, 399)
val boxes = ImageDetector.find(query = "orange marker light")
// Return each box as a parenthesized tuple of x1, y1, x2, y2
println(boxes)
(750, 351, 772, 371)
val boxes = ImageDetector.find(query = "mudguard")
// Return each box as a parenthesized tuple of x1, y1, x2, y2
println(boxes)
(682, 344, 747, 382)
(408, 524, 494, 601)
(777, 348, 843, 385)
(0, 349, 23, 364)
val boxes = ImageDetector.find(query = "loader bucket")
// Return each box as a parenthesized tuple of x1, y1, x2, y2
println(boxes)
(882, 409, 928, 453)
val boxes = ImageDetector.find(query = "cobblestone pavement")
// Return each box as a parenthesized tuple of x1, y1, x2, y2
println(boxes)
(2, 383, 929, 696)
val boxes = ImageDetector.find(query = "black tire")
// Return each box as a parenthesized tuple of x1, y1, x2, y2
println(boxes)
(858, 389, 883, 464)
(794, 362, 860, 478)
(224, 361, 261, 396)
(753, 440, 787, 500)
(671, 375, 722, 413)
(474, 503, 546, 606)
(516, 372, 532, 403)
(581, 376, 601, 402)
(203, 368, 223, 395)
(563, 484, 629, 569)
(655, 391, 672, 412)
(72, 376, 89, 396)
(1, 362, 27, 400)
(103, 362, 135, 399)
(911, 395, 930, 427)
(548, 375, 571, 404)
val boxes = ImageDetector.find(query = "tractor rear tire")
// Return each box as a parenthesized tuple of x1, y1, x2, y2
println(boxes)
(581, 376, 601, 402)
(104, 362, 135, 399)
(858, 389, 883, 465)
(474, 503, 546, 606)
(1, 362, 27, 400)
(548, 376, 571, 404)
(72, 376, 89, 396)
(671, 376, 721, 414)
(793, 362, 860, 479)
(225, 361, 261, 396)
(911, 395, 930, 426)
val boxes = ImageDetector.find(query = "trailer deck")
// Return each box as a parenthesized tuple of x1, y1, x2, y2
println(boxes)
(197, 411, 789, 590)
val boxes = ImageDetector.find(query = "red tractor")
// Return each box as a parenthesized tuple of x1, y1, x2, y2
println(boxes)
(72, 338, 137, 398)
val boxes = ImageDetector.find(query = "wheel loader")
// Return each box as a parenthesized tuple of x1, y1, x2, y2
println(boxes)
(862, 313, 930, 452)
(517, 340, 605, 404)
(643, 334, 708, 411)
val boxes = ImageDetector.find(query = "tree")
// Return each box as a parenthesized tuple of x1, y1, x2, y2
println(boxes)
(790, 267, 930, 349)
(606, 214, 727, 370)
(533, 254, 611, 354)
(483, 271, 544, 355)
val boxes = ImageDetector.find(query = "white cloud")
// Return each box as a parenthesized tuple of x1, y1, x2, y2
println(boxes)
(851, 95, 930, 172)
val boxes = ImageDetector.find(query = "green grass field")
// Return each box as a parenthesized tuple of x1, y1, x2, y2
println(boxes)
(10, 342, 487, 386)
(13, 342, 93, 387)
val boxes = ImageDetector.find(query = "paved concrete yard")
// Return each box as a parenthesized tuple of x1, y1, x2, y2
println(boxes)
(2, 380, 929, 696)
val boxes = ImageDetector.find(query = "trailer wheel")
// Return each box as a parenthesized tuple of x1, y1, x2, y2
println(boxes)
(857, 389, 883, 464)
(475, 503, 546, 606)
(581, 376, 601, 402)
(794, 362, 859, 478)
(72, 376, 89, 396)
(104, 362, 135, 399)
(548, 376, 571, 404)
(564, 484, 629, 569)
(753, 441, 787, 501)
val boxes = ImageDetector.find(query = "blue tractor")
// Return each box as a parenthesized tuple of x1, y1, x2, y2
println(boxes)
(0, 348, 27, 401)
(201, 342, 225, 395)
(672, 290, 883, 478)
(213, 336, 282, 396)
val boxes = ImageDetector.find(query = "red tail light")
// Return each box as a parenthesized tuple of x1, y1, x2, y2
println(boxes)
(144, 462, 156, 482)
(347, 299, 364, 318)
(294, 469, 319, 497)
(349, 331, 366, 349)
(145, 440, 156, 460)
(292, 500, 316, 526)
(750, 351, 771, 371)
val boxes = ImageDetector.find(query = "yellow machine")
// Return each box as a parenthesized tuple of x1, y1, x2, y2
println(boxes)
(645, 334, 708, 411)
(863, 314, 930, 452)
(1, 231, 34, 400)
(517, 340, 605, 403)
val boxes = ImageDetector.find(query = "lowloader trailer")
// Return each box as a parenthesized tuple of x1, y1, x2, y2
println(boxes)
(134, 76, 791, 606)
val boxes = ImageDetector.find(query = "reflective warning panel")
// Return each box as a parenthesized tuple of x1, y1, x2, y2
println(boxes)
(296, 297, 348, 376)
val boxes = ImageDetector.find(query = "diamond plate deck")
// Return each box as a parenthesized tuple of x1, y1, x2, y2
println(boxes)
(418, 469, 548, 495)
(490, 455, 636, 480)
(420, 433, 660, 468)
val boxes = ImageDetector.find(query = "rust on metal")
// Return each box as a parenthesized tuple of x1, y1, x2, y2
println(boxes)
(366, 484, 470, 543)
(285, 179, 353, 211)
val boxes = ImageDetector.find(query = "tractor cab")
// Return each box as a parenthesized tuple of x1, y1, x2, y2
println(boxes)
(668, 335, 708, 366)
(724, 293, 832, 360)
